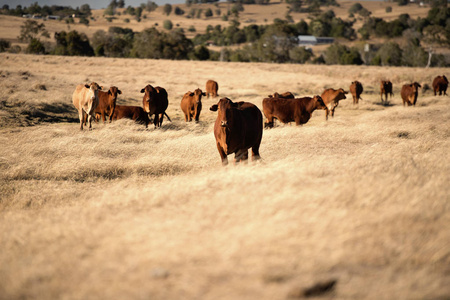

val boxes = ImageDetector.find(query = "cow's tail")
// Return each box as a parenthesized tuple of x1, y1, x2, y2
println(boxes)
(164, 112, 172, 122)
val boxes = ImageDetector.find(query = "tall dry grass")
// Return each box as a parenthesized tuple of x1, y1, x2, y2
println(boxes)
(0, 53, 449, 300)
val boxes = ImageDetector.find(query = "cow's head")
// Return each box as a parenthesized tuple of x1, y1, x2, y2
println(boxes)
(190, 88, 206, 104)
(336, 88, 348, 101)
(411, 82, 421, 93)
(313, 95, 326, 110)
(85, 82, 102, 101)
(107, 86, 121, 113)
(210, 97, 238, 128)
(141, 84, 158, 113)
(442, 75, 448, 84)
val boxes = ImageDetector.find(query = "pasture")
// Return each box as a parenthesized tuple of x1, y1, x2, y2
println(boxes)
(0, 53, 449, 299)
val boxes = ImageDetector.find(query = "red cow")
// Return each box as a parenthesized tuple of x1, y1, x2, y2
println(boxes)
(262, 96, 325, 128)
(210, 98, 263, 165)
(349, 81, 363, 104)
(401, 82, 421, 106)
(180, 88, 205, 122)
(268, 92, 295, 99)
(141, 85, 171, 127)
(111, 105, 150, 127)
(94, 86, 121, 123)
(380, 80, 393, 104)
(206, 80, 219, 98)
(320, 88, 348, 120)
(432, 75, 448, 96)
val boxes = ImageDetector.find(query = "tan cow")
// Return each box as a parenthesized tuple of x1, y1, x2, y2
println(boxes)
(349, 81, 363, 104)
(180, 88, 205, 122)
(206, 80, 219, 98)
(320, 88, 348, 120)
(72, 82, 102, 130)
(401, 82, 421, 106)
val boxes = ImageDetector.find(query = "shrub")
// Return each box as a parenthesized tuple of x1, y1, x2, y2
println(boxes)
(0, 39, 11, 52)
(205, 8, 213, 18)
(163, 20, 173, 30)
(386, 6, 392, 13)
(124, 18, 130, 23)
(348, 3, 363, 14)
(175, 7, 185, 15)
(163, 4, 172, 16)
(26, 38, 46, 54)
(188, 26, 196, 32)
(324, 43, 363, 65)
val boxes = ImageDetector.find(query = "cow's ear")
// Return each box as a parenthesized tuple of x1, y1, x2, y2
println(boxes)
(118, 90, 122, 94)
(140, 88, 145, 93)
(202, 92, 206, 96)
(189, 93, 195, 97)
(210, 104, 218, 111)
(85, 84, 90, 88)
(99, 86, 103, 90)
(108, 90, 112, 95)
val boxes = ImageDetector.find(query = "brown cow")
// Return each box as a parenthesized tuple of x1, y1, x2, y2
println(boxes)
(210, 98, 263, 166)
(111, 105, 150, 127)
(180, 88, 205, 122)
(349, 81, 363, 104)
(141, 85, 171, 127)
(268, 92, 295, 99)
(94, 86, 121, 123)
(432, 75, 448, 96)
(380, 80, 393, 104)
(320, 88, 348, 120)
(262, 96, 326, 128)
(72, 82, 102, 130)
(206, 80, 219, 98)
(401, 82, 421, 106)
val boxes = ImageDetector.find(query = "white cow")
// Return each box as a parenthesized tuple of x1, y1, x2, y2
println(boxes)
(72, 82, 102, 130)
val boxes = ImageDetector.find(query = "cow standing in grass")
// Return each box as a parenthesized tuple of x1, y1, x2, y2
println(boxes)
(206, 80, 219, 98)
(262, 96, 325, 128)
(141, 84, 171, 127)
(380, 80, 393, 104)
(94, 86, 121, 123)
(349, 81, 363, 105)
(432, 75, 448, 96)
(180, 88, 205, 122)
(72, 82, 102, 130)
(210, 98, 263, 166)
(401, 82, 421, 106)
(320, 88, 348, 120)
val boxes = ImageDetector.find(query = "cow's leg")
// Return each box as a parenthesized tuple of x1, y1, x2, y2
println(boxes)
(331, 108, 335, 117)
(325, 109, 329, 121)
(153, 114, 160, 128)
(217, 143, 228, 166)
(187, 113, 192, 122)
(79, 110, 84, 130)
(159, 113, 164, 127)
(251, 144, 261, 162)
(102, 112, 106, 123)
(88, 114, 93, 130)
(234, 149, 248, 164)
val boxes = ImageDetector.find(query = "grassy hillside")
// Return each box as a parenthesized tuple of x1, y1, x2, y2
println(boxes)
(0, 0, 431, 47)
(0, 53, 449, 299)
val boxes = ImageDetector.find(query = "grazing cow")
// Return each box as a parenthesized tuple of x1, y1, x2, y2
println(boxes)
(72, 82, 102, 130)
(206, 80, 219, 98)
(320, 88, 348, 120)
(380, 80, 393, 104)
(141, 85, 171, 127)
(262, 96, 326, 128)
(111, 105, 150, 127)
(210, 98, 263, 166)
(349, 81, 363, 104)
(180, 88, 205, 122)
(401, 82, 421, 106)
(432, 75, 448, 96)
(268, 91, 295, 99)
(94, 86, 121, 123)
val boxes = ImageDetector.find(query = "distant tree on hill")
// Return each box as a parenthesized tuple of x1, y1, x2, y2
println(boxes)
(146, 1, 158, 12)
(163, 4, 172, 16)
(18, 20, 50, 43)
(118, 0, 125, 8)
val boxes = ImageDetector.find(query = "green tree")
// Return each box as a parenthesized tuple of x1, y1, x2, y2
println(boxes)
(163, 20, 173, 30)
(80, 4, 91, 16)
(375, 41, 402, 66)
(18, 20, 49, 43)
(26, 38, 46, 54)
(163, 4, 172, 16)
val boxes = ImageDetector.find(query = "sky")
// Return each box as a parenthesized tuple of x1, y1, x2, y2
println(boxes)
(0, 0, 186, 10)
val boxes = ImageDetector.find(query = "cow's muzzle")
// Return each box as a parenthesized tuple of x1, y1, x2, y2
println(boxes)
(221, 121, 228, 127)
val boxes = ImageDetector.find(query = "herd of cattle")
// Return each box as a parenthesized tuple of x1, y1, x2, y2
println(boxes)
(72, 75, 448, 165)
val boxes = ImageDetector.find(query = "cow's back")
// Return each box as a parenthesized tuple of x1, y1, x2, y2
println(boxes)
(112, 105, 149, 125)
(237, 103, 263, 149)
(72, 84, 87, 111)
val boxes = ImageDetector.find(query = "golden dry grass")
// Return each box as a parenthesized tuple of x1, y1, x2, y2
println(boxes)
(0, 53, 449, 300)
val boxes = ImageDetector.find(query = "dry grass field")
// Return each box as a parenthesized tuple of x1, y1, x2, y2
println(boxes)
(1, 53, 450, 300)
